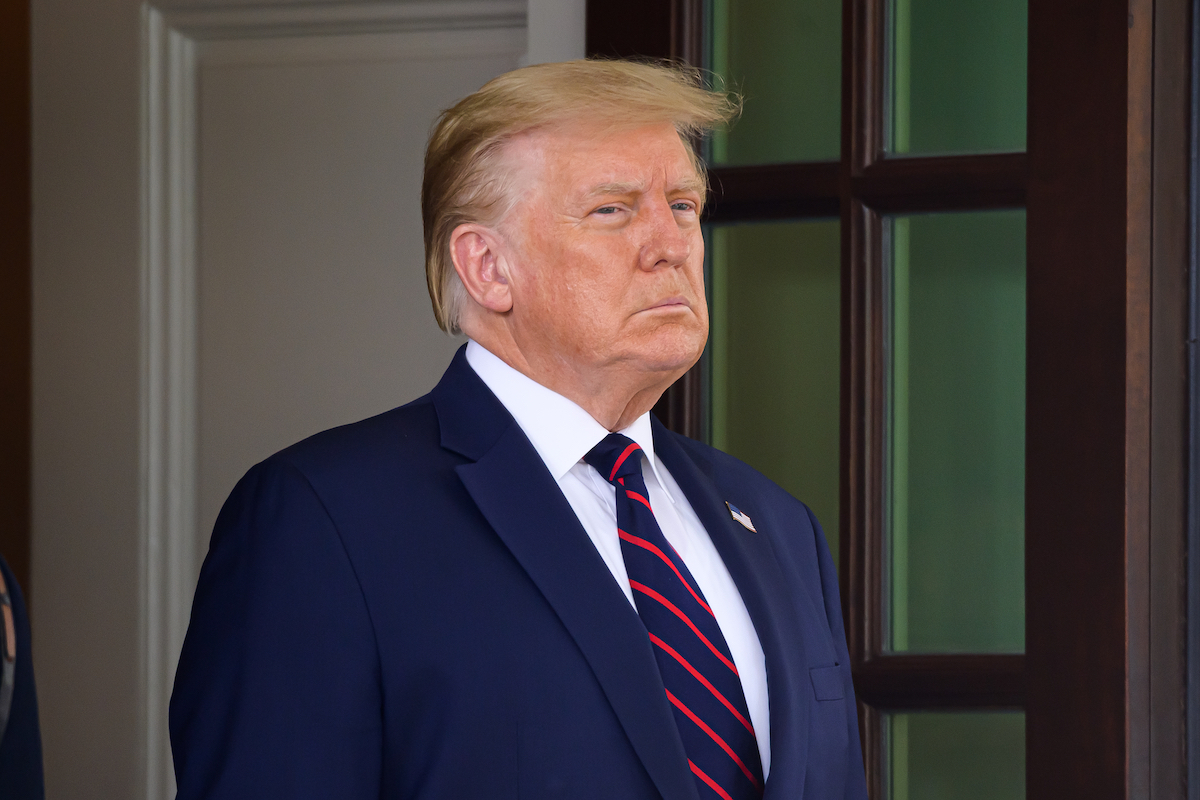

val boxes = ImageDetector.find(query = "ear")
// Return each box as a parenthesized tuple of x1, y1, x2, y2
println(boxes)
(449, 223, 514, 314)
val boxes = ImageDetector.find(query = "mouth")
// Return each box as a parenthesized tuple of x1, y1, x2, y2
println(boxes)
(642, 296, 691, 312)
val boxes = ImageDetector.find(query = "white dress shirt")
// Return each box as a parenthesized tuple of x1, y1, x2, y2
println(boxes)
(465, 340, 771, 775)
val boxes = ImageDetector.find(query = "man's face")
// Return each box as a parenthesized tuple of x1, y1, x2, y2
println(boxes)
(497, 120, 709, 392)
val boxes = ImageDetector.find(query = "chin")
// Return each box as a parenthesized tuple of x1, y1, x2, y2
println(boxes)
(631, 328, 706, 375)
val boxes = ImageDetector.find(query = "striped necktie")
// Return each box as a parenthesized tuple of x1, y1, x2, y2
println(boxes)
(585, 433, 764, 800)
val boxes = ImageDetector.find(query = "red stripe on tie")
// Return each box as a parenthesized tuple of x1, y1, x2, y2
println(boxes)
(629, 581, 738, 674)
(649, 633, 755, 736)
(668, 691, 761, 790)
(689, 761, 736, 800)
(626, 489, 653, 512)
(609, 442, 641, 481)
(619, 530, 713, 616)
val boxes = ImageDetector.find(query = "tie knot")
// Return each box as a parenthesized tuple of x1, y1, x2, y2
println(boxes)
(584, 433, 644, 485)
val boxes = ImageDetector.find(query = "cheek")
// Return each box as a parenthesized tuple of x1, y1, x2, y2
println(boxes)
(685, 248, 708, 302)
(526, 267, 609, 339)
(542, 251, 625, 313)
(689, 265, 707, 305)
(514, 240, 576, 309)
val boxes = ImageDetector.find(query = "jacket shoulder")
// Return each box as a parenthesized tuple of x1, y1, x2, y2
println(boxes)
(262, 393, 444, 485)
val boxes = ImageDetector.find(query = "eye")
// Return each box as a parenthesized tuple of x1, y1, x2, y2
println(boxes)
(671, 201, 697, 213)
(594, 206, 620, 215)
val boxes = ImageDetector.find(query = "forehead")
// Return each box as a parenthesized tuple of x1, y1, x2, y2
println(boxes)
(506, 120, 703, 196)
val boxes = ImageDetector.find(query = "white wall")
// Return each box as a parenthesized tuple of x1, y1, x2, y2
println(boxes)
(31, 1, 582, 797)
(526, 0, 586, 64)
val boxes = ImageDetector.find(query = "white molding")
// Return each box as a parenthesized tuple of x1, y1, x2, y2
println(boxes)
(199, 24, 526, 65)
(138, 2, 525, 798)
(140, 8, 198, 799)
(161, 0, 525, 39)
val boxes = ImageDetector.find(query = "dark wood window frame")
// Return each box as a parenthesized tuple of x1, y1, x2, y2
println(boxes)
(593, 0, 1025, 792)
(1, 0, 33, 597)
(588, 0, 1191, 795)
(841, 3, 1025, 796)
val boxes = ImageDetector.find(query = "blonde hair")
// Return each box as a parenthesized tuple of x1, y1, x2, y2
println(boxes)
(421, 59, 740, 333)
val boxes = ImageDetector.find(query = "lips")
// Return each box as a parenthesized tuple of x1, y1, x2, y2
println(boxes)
(644, 295, 690, 311)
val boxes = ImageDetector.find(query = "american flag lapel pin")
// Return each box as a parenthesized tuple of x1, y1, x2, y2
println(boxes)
(725, 501, 757, 533)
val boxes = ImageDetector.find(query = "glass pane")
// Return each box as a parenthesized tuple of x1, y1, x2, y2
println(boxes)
(887, 210, 1025, 653)
(888, 711, 1025, 800)
(888, 0, 1027, 155)
(709, 0, 841, 164)
(710, 220, 840, 561)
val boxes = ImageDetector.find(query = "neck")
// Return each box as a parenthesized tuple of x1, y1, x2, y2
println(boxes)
(465, 326, 680, 432)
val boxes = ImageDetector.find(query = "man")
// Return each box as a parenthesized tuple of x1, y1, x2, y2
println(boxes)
(170, 60, 867, 800)
(0, 555, 44, 799)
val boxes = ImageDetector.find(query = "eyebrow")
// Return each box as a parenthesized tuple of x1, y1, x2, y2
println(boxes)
(587, 182, 643, 198)
(586, 177, 707, 198)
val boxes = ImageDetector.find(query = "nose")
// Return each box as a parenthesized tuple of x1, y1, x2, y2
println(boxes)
(638, 197, 692, 272)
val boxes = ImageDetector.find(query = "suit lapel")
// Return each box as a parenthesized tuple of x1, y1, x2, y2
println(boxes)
(432, 350, 699, 800)
(653, 422, 812, 800)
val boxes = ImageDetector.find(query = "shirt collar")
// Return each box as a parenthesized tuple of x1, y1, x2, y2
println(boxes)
(465, 340, 665, 484)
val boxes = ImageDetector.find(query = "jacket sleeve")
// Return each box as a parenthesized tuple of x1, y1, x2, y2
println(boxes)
(804, 505, 869, 800)
(170, 458, 382, 799)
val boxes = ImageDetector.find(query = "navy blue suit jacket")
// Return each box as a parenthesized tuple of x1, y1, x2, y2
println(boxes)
(0, 556, 43, 800)
(170, 347, 868, 799)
